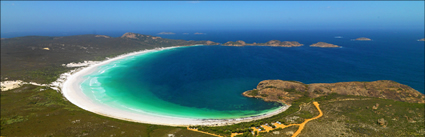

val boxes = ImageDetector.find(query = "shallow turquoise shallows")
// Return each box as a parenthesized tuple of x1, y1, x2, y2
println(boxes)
(80, 47, 283, 119)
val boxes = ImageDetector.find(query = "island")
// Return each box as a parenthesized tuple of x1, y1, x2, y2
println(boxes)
(309, 42, 340, 48)
(222, 40, 303, 47)
(418, 38, 425, 41)
(158, 32, 175, 35)
(355, 37, 372, 41)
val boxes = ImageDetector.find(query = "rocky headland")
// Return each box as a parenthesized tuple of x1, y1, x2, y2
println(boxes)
(355, 37, 372, 41)
(309, 42, 340, 48)
(243, 80, 425, 104)
(222, 40, 303, 47)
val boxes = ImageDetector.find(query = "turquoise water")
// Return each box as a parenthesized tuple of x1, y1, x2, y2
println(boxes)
(80, 47, 283, 119)
(79, 30, 424, 119)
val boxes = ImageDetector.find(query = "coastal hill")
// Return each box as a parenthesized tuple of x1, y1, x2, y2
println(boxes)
(355, 37, 372, 41)
(309, 42, 340, 48)
(222, 40, 303, 47)
(0, 32, 219, 83)
(222, 40, 247, 46)
(243, 80, 425, 104)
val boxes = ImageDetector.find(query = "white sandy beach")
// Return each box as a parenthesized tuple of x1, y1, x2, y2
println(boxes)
(61, 45, 290, 126)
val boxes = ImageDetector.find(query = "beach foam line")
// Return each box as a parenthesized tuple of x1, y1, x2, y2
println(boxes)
(61, 45, 291, 126)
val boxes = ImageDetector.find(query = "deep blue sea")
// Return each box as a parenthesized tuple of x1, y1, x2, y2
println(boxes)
(5, 30, 424, 119)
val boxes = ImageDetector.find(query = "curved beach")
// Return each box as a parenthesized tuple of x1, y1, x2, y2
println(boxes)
(61, 45, 290, 126)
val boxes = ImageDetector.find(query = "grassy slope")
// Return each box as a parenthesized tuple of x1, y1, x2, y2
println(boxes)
(0, 85, 215, 137)
(199, 94, 424, 137)
(0, 34, 216, 84)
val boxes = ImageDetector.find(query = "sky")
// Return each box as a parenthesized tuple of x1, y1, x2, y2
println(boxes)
(1, 1, 424, 35)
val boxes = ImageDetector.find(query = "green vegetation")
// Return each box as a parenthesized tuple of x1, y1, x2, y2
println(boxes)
(265, 86, 276, 88)
(0, 85, 215, 137)
(283, 88, 298, 93)
(260, 94, 268, 97)
(193, 94, 313, 136)
(297, 111, 314, 119)
(248, 90, 259, 96)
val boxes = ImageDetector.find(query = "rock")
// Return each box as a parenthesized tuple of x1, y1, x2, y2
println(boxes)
(404, 115, 416, 123)
(262, 40, 303, 47)
(310, 42, 340, 48)
(372, 103, 380, 110)
(377, 118, 387, 127)
(222, 40, 303, 47)
(286, 131, 294, 135)
(355, 37, 372, 41)
(43, 47, 50, 50)
(121, 32, 139, 39)
(205, 41, 216, 45)
(222, 40, 246, 46)
(418, 38, 425, 41)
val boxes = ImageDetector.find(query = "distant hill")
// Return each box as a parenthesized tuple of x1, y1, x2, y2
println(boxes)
(0, 33, 218, 83)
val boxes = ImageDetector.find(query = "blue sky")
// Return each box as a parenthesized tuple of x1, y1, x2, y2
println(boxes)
(1, 1, 424, 34)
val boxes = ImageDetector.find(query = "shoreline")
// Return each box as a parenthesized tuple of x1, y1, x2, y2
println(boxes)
(61, 45, 290, 126)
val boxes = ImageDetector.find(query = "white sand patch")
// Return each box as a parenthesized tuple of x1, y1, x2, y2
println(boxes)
(1, 80, 50, 91)
(62, 61, 101, 68)
(1, 80, 25, 91)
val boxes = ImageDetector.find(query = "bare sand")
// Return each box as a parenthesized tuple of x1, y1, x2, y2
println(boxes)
(61, 46, 290, 126)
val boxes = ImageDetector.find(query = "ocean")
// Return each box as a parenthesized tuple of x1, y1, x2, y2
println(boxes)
(10, 30, 425, 119)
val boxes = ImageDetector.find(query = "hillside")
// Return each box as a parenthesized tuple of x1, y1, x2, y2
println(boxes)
(0, 33, 218, 83)
(243, 80, 425, 104)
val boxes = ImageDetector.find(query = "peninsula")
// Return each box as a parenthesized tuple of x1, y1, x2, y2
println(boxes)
(309, 42, 340, 48)
(355, 37, 372, 41)
(243, 80, 425, 104)
(222, 40, 303, 47)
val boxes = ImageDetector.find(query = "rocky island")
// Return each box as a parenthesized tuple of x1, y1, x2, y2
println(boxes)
(418, 38, 425, 41)
(222, 40, 247, 46)
(158, 32, 175, 35)
(243, 80, 425, 104)
(309, 42, 340, 48)
(222, 40, 303, 47)
(355, 37, 372, 41)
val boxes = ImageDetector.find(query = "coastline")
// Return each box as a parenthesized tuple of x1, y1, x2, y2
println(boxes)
(60, 45, 290, 126)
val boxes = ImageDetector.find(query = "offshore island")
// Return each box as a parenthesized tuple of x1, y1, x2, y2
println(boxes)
(222, 40, 303, 47)
(309, 42, 340, 48)
(355, 37, 372, 41)
(1, 32, 424, 137)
